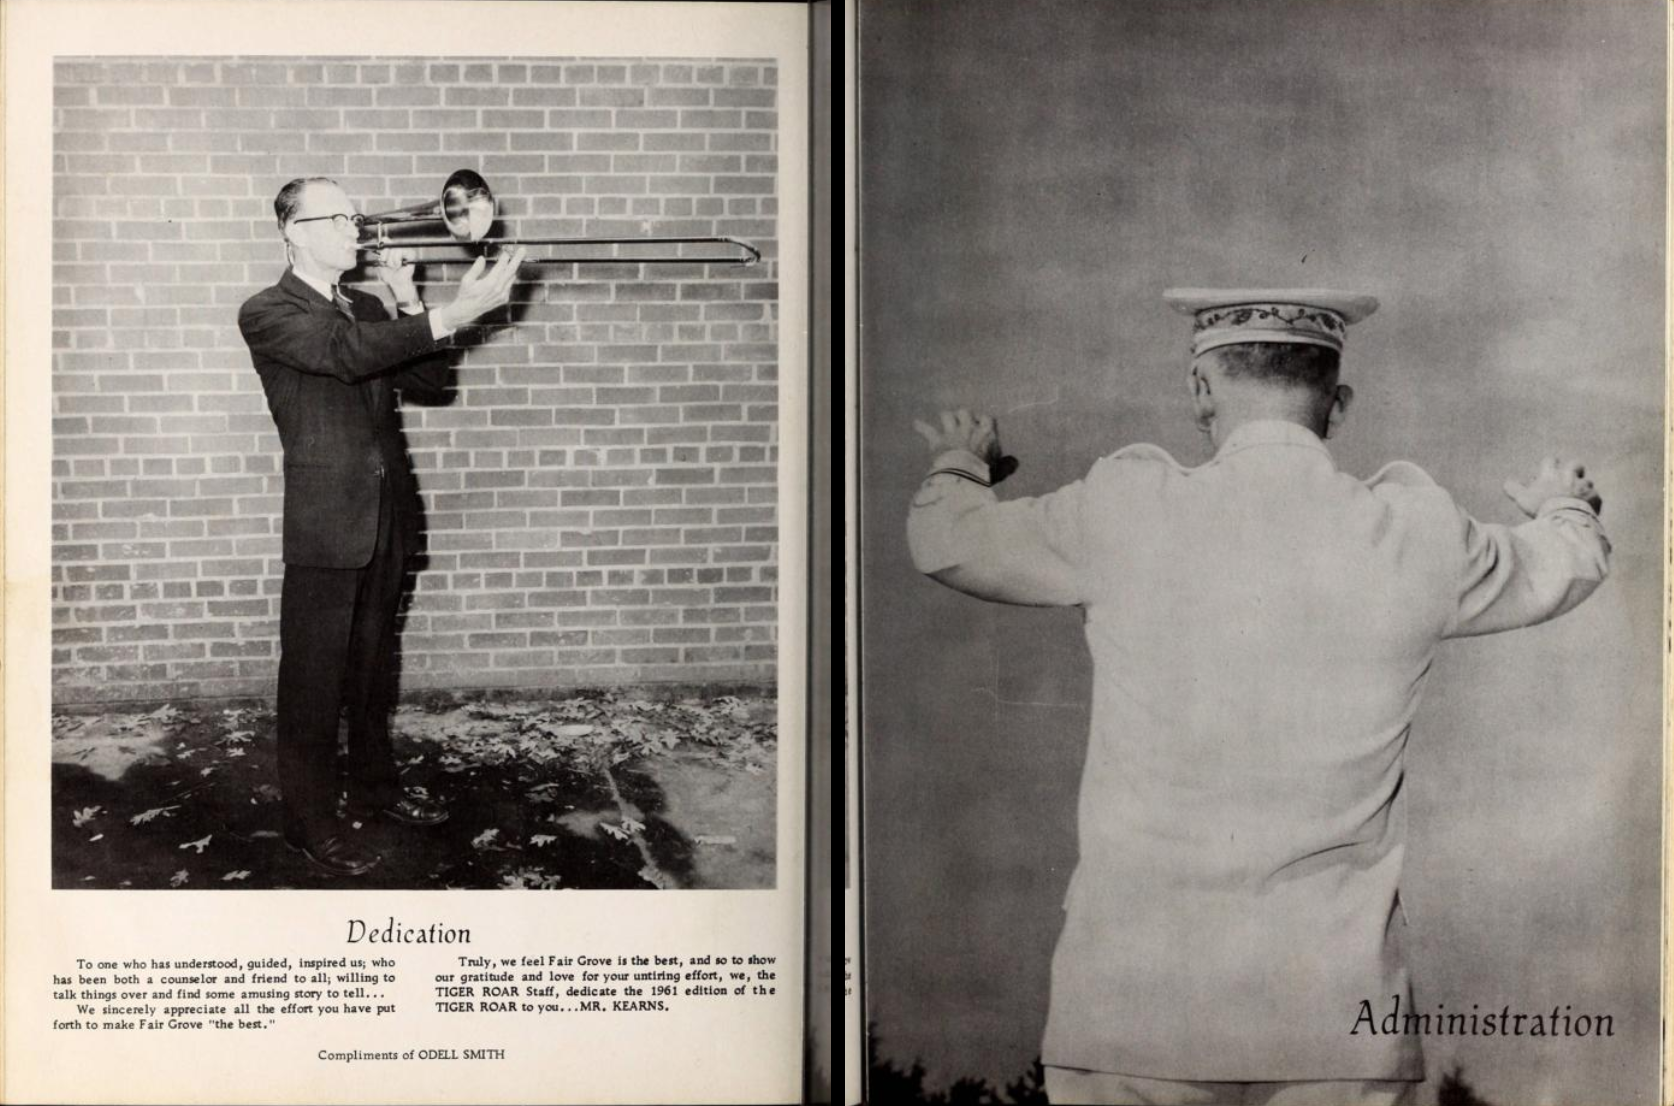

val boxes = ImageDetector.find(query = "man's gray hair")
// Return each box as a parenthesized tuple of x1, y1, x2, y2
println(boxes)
(273, 176, 339, 232)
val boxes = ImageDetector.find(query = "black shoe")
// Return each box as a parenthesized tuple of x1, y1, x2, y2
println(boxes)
(352, 794, 450, 827)
(284, 832, 382, 877)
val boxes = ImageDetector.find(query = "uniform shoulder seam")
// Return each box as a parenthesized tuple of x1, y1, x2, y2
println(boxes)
(1101, 442, 1186, 469)
(1364, 459, 1438, 490)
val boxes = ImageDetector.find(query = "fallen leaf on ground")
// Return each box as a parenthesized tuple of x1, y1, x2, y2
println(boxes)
(501, 868, 562, 889)
(88, 834, 104, 842)
(131, 805, 180, 826)
(529, 834, 558, 847)
(169, 870, 189, 887)
(179, 835, 212, 854)
(471, 828, 500, 849)
(72, 806, 102, 827)
(600, 822, 630, 842)
(222, 870, 251, 881)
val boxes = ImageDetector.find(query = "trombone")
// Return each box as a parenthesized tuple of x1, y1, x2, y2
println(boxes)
(355, 169, 761, 267)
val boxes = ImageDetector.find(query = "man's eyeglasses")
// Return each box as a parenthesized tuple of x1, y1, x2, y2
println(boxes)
(289, 213, 362, 231)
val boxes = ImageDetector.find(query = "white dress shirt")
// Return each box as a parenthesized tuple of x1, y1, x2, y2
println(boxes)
(292, 268, 453, 340)
(907, 419, 1611, 1081)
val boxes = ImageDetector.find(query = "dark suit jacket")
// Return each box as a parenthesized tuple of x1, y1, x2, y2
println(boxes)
(239, 268, 451, 568)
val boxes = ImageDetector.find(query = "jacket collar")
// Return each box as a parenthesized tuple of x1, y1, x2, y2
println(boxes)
(1213, 419, 1335, 465)
(278, 266, 339, 307)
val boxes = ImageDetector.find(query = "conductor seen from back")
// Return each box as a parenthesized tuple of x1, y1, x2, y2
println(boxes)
(907, 290, 1611, 1106)
(238, 175, 526, 878)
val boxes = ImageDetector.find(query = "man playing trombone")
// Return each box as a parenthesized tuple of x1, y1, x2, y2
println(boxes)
(239, 175, 526, 877)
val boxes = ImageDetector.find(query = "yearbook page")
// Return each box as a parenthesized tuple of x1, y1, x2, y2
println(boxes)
(2, 2, 812, 1103)
(855, 1, 1667, 1104)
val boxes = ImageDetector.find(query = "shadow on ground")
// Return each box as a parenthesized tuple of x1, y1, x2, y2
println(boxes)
(51, 689, 777, 891)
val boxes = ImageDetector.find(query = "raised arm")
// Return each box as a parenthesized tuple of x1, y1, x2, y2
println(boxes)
(1447, 456, 1611, 638)
(238, 292, 442, 385)
(906, 409, 1087, 607)
(373, 249, 453, 401)
(238, 248, 526, 386)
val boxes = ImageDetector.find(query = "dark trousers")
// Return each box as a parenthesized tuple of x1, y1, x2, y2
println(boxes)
(276, 485, 407, 843)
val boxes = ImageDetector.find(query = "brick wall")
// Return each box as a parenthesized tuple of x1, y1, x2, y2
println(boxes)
(51, 56, 780, 705)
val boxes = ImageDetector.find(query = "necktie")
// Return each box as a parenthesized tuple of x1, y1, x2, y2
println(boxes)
(332, 287, 382, 421)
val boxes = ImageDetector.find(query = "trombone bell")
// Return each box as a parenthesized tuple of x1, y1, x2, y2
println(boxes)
(438, 169, 495, 242)
(357, 169, 494, 248)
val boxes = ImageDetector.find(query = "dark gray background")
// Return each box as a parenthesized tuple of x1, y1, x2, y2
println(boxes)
(859, 2, 1664, 1103)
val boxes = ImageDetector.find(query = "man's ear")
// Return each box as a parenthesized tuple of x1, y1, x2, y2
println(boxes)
(1325, 383, 1354, 439)
(1188, 363, 1215, 431)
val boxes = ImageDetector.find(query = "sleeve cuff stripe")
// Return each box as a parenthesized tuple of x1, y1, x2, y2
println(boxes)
(926, 467, 993, 487)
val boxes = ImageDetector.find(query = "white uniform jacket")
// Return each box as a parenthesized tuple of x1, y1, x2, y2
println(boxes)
(907, 419, 1611, 1081)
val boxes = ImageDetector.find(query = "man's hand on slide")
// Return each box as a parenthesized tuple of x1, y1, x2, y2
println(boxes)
(372, 247, 419, 304)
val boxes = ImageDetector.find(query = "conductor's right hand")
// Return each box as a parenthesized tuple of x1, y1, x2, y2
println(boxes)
(1504, 456, 1602, 517)
(434, 246, 527, 332)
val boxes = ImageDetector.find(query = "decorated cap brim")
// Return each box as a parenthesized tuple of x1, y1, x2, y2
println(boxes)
(1163, 288, 1379, 354)
(1162, 288, 1380, 323)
